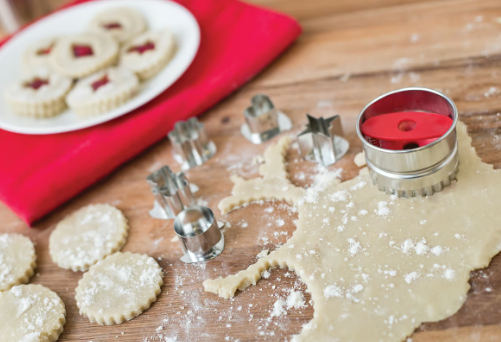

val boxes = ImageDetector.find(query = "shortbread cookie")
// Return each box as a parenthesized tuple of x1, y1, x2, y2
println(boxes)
(88, 7, 147, 44)
(0, 284, 66, 342)
(120, 30, 176, 80)
(75, 252, 163, 325)
(51, 32, 119, 78)
(66, 67, 139, 116)
(4, 67, 72, 118)
(0, 234, 36, 291)
(24, 37, 58, 68)
(49, 204, 129, 272)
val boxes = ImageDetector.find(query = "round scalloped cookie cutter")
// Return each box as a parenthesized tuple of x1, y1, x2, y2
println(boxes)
(174, 205, 225, 264)
(356, 87, 459, 197)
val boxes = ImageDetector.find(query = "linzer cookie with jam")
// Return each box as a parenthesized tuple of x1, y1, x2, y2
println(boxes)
(4, 67, 72, 118)
(50, 33, 119, 79)
(120, 30, 176, 81)
(88, 7, 147, 44)
(24, 37, 58, 68)
(66, 67, 139, 116)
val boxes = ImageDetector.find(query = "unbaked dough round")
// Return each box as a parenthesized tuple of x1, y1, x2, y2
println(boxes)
(88, 7, 147, 44)
(75, 251, 163, 325)
(4, 67, 73, 118)
(49, 204, 129, 272)
(120, 30, 176, 80)
(0, 233, 36, 291)
(65, 67, 139, 116)
(50, 32, 118, 78)
(0, 284, 66, 342)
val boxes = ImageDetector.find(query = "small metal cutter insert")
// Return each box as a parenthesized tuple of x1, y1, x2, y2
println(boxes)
(297, 114, 350, 166)
(168, 118, 216, 170)
(147, 165, 196, 219)
(241, 94, 292, 144)
(174, 205, 225, 263)
(356, 87, 459, 197)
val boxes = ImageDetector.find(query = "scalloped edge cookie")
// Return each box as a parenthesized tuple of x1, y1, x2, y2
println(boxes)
(65, 67, 139, 116)
(50, 32, 119, 79)
(49, 204, 129, 272)
(75, 252, 163, 325)
(88, 7, 147, 44)
(24, 36, 58, 69)
(0, 284, 66, 341)
(3, 67, 73, 118)
(120, 30, 176, 81)
(0, 233, 37, 291)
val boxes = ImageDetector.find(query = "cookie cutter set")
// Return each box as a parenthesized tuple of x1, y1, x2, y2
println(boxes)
(356, 87, 459, 197)
(149, 88, 457, 262)
(148, 118, 223, 264)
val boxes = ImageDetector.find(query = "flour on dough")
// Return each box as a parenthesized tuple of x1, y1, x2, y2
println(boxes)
(0, 233, 36, 290)
(75, 251, 163, 325)
(49, 204, 129, 271)
(218, 136, 305, 214)
(0, 284, 66, 342)
(205, 122, 501, 342)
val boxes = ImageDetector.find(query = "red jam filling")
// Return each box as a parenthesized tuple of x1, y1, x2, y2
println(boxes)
(127, 41, 155, 54)
(72, 44, 94, 58)
(36, 45, 53, 56)
(24, 78, 49, 90)
(103, 22, 122, 30)
(91, 75, 109, 91)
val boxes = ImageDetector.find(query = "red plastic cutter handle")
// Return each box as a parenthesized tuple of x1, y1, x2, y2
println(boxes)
(361, 111, 453, 150)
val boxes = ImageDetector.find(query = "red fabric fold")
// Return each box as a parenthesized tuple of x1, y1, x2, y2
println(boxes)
(0, 0, 301, 225)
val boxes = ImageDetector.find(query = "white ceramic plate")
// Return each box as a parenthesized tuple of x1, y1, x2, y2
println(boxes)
(0, 0, 200, 135)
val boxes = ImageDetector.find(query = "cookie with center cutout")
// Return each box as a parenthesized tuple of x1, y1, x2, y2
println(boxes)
(66, 67, 139, 116)
(50, 32, 119, 79)
(120, 30, 176, 81)
(24, 37, 58, 69)
(88, 7, 147, 44)
(4, 67, 72, 118)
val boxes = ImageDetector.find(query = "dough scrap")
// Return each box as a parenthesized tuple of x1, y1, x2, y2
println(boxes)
(205, 122, 501, 342)
(75, 251, 163, 325)
(0, 284, 66, 342)
(354, 151, 366, 167)
(0, 233, 36, 291)
(218, 136, 305, 214)
(50, 204, 129, 272)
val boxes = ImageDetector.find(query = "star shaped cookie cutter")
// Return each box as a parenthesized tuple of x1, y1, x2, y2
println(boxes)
(241, 94, 292, 144)
(168, 118, 217, 170)
(297, 114, 350, 166)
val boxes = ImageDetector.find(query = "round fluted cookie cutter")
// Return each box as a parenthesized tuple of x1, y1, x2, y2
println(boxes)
(174, 205, 225, 263)
(356, 87, 459, 197)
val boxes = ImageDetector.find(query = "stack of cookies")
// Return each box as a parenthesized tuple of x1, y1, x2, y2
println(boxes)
(4, 7, 177, 118)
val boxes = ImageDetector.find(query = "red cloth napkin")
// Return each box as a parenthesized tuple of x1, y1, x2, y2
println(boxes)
(0, 0, 301, 225)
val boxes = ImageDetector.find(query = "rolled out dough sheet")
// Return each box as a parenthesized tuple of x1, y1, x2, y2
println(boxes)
(204, 122, 501, 342)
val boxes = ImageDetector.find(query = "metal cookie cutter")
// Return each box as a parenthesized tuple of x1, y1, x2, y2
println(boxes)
(168, 118, 216, 170)
(356, 87, 459, 197)
(241, 94, 292, 144)
(147, 166, 196, 219)
(297, 114, 350, 166)
(174, 205, 225, 263)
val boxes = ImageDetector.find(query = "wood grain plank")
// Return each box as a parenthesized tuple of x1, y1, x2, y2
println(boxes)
(1, 0, 501, 341)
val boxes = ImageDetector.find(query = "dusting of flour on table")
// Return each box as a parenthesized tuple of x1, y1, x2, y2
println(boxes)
(204, 122, 501, 342)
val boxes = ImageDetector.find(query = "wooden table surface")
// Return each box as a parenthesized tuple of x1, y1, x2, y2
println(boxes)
(2, 0, 501, 341)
